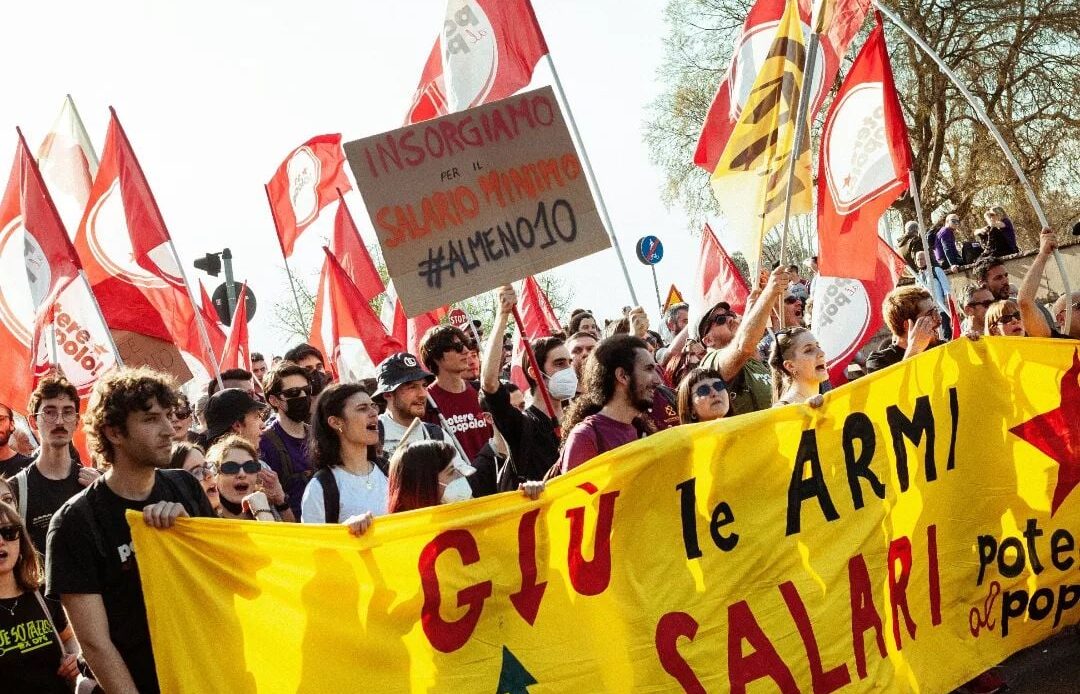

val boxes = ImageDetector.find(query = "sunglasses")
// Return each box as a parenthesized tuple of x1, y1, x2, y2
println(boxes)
(0, 525, 20, 542)
(694, 381, 727, 398)
(218, 460, 261, 476)
(172, 408, 193, 420)
(187, 464, 216, 481)
(447, 340, 478, 353)
(967, 300, 995, 309)
(708, 312, 736, 327)
(783, 296, 803, 305)
(996, 312, 1021, 325)
(277, 386, 313, 399)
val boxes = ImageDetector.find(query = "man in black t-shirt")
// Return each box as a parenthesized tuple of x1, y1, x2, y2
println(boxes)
(0, 402, 32, 479)
(46, 367, 214, 694)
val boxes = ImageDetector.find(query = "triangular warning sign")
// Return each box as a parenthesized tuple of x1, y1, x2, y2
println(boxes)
(662, 284, 685, 314)
(496, 646, 537, 694)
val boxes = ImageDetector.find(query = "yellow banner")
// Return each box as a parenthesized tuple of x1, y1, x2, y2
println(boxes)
(131, 338, 1080, 693)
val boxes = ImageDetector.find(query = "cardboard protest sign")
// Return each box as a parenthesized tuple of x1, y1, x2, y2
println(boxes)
(344, 86, 609, 316)
(135, 339, 1080, 692)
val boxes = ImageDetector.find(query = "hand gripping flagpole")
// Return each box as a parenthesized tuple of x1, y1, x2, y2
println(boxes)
(543, 55, 640, 308)
(874, 0, 1073, 332)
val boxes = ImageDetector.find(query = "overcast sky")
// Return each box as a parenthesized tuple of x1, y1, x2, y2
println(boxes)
(1, 0, 704, 356)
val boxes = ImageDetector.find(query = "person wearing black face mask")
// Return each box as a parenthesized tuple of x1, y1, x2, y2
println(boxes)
(257, 362, 313, 520)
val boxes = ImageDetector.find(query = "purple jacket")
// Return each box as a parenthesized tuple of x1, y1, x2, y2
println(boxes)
(934, 225, 963, 267)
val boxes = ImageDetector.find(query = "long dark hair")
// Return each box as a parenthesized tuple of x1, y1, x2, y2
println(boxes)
(308, 382, 375, 472)
(768, 327, 810, 403)
(561, 334, 650, 444)
(167, 441, 203, 469)
(386, 440, 455, 513)
(676, 368, 725, 424)
(0, 493, 41, 592)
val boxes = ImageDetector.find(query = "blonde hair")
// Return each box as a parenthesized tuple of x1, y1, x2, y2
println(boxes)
(204, 434, 258, 469)
(985, 300, 1020, 335)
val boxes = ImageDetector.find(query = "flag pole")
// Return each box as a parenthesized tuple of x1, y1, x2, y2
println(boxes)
(511, 306, 561, 437)
(650, 266, 664, 318)
(543, 55, 640, 308)
(776, 32, 820, 272)
(264, 184, 310, 330)
(874, 0, 1073, 332)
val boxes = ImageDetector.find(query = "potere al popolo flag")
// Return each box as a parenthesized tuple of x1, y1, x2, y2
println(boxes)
(710, 0, 813, 275)
(694, 0, 871, 171)
(310, 247, 403, 382)
(811, 236, 906, 383)
(134, 339, 1080, 693)
(817, 13, 912, 281)
(75, 111, 213, 381)
(406, 0, 549, 124)
(695, 223, 750, 316)
(266, 134, 351, 258)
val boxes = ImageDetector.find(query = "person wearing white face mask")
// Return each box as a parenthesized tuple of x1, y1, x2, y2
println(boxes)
(386, 441, 542, 514)
(480, 285, 573, 488)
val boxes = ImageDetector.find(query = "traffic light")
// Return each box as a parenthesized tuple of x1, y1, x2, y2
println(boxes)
(193, 252, 221, 276)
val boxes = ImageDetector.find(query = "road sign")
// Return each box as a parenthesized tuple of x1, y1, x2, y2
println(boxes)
(635, 236, 664, 266)
(447, 307, 469, 329)
(212, 283, 257, 326)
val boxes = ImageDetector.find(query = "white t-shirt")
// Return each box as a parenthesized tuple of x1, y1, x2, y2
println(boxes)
(300, 466, 389, 523)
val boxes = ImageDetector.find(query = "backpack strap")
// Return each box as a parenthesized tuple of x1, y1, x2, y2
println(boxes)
(157, 469, 205, 516)
(14, 468, 28, 521)
(262, 427, 296, 488)
(422, 422, 445, 441)
(313, 467, 340, 524)
(30, 590, 67, 661)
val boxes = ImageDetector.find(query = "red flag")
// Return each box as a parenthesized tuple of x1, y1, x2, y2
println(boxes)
(198, 281, 227, 359)
(817, 14, 911, 280)
(74, 111, 215, 377)
(379, 281, 446, 359)
(266, 135, 351, 257)
(509, 276, 561, 390)
(219, 284, 251, 372)
(695, 223, 750, 315)
(810, 236, 905, 384)
(332, 194, 384, 303)
(693, 0, 871, 171)
(311, 248, 404, 381)
(406, 0, 549, 123)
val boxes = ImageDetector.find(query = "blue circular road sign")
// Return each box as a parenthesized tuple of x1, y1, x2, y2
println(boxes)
(635, 235, 664, 265)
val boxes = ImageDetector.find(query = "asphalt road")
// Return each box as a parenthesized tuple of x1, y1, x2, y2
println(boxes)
(977, 628, 1080, 693)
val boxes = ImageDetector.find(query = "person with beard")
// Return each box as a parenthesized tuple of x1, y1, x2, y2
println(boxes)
(865, 286, 942, 373)
(46, 367, 215, 694)
(973, 257, 1011, 302)
(11, 377, 101, 563)
(960, 283, 995, 336)
(558, 334, 662, 473)
(481, 285, 572, 486)
(372, 353, 455, 458)
(0, 403, 32, 478)
(258, 362, 313, 520)
(301, 383, 387, 530)
(769, 328, 829, 407)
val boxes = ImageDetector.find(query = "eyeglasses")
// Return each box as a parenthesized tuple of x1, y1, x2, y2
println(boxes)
(693, 381, 727, 398)
(172, 408, 192, 420)
(277, 386, 313, 399)
(995, 312, 1022, 326)
(187, 464, 215, 481)
(447, 340, 478, 353)
(0, 525, 20, 542)
(967, 300, 995, 309)
(218, 460, 261, 476)
(708, 312, 736, 327)
(35, 408, 78, 423)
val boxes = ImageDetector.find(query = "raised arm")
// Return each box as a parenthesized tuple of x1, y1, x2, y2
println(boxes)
(1018, 228, 1056, 338)
(482, 285, 515, 395)
(712, 267, 792, 382)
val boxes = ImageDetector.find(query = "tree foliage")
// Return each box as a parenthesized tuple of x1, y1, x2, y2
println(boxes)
(646, 0, 1080, 254)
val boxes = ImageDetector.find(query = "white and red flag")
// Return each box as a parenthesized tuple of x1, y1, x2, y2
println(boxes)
(311, 248, 404, 382)
(810, 236, 906, 384)
(219, 284, 251, 372)
(266, 135, 351, 258)
(380, 280, 448, 360)
(74, 110, 216, 377)
(817, 13, 911, 280)
(694, 223, 750, 315)
(406, 0, 549, 123)
(509, 276, 561, 390)
(0, 130, 120, 414)
(36, 95, 98, 236)
(693, 0, 871, 171)
(331, 192, 384, 303)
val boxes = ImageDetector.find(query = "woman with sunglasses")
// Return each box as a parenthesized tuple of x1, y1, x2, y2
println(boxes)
(675, 368, 730, 424)
(206, 435, 294, 521)
(985, 300, 1026, 337)
(0, 488, 81, 693)
(169, 442, 220, 513)
(769, 327, 828, 407)
(302, 383, 388, 535)
(169, 391, 196, 443)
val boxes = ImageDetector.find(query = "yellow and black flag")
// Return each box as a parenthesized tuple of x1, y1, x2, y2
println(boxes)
(709, 0, 812, 274)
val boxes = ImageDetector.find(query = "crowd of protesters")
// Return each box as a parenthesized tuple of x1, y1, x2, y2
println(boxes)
(0, 213, 1075, 693)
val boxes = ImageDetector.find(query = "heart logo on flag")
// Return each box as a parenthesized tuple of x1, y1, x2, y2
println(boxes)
(287, 146, 322, 228)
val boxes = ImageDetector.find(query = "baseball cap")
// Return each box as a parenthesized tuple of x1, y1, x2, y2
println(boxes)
(373, 353, 435, 400)
(204, 388, 264, 445)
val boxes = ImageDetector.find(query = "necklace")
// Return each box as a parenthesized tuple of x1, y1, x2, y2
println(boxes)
(0, 597, 18, 616)
(341, 463, 377, 490)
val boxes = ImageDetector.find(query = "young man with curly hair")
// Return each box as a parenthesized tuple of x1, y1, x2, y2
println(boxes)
(46, 367, 214, 694)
